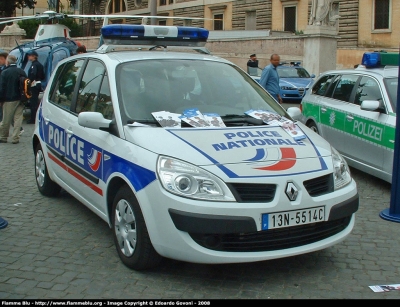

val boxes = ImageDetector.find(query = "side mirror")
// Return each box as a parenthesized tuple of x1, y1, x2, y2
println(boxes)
(286, 107, 302, 121)
(310, 74, 316, 78)
(360, 100, 381, 112)
(78, 112, 112, 130)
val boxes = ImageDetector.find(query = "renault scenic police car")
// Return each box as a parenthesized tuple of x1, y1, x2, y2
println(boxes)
(32, 24, 359, 270)
(300, 51, 398, 183)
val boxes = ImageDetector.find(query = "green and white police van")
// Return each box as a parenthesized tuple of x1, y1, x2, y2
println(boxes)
(300, 51, 399, 184)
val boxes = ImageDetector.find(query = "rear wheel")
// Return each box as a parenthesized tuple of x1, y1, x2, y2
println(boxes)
(35, 143, 61, 197)
(307, 121, 319, 134)
(112, 185, 162, 270)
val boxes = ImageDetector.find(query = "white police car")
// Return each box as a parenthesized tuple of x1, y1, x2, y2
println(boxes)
(32, 24, 359, 270)
(300, 51, 399, 183)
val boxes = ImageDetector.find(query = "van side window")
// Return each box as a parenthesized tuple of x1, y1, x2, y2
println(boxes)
(51, 49, 69, 74)
(49, 60, 84, 111)
(354, 76, 383, 106)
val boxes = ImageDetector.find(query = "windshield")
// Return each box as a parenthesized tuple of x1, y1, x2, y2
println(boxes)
(384, 77, 398, 112)
(277, 66, 311, 78)
(117, 59, 288, 124)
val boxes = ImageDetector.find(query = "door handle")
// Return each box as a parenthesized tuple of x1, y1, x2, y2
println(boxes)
(321, 107, 327, 113)
(66, 128, 73, 135)
(43, 116, 50, 124)
(346, 115, 354, 121)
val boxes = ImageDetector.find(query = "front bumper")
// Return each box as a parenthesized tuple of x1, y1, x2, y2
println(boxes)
(169, 193, 358, 252)
(138, 177, 358, 264)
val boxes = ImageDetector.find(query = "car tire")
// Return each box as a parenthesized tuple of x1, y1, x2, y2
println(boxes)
(307, 121, 319, 134)
(35, 143, 61, 197)
(112, 185, 162, 270)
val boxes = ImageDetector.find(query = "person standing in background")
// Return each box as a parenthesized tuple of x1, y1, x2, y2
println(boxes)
(76, 46, 87, 54)
(0, 51, 8, 122)
(0, 55, 27, 144)
(247, 54, 259, 68)
(25, 49, 45, 124)
(259, 53, 283, 104)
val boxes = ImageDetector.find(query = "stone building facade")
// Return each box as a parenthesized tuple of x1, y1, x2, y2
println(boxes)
(6, 0, 400, 71)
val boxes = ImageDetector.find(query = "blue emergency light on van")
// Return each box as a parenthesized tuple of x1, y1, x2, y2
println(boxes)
(101, 24, 209, 47)
(362, 51, 399, 68)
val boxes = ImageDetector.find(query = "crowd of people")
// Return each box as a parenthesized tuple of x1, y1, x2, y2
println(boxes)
(0, 49, 45, 144)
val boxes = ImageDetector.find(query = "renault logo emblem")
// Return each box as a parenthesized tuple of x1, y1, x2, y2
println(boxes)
(286, 182, 298, 201)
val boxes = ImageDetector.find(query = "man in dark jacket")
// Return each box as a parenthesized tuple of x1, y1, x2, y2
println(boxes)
(26, 49, 44, 124)
(0, 50, 8, 122)
(247, 54, 260, 68)
(0, 55, 27, 144)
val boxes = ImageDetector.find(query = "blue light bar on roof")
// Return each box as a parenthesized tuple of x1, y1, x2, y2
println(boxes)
(362, 51, 399, 68)
(101, 24, 209, 47)
(362, 52, 381, 68)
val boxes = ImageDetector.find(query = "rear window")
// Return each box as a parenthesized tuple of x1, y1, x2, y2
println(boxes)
(278, 66, 311, 78)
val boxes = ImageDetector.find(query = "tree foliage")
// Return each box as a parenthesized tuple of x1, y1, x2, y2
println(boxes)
(18, 16, 83, 39)
(0, 0, 37, 17)
(69, 0, 102, 8)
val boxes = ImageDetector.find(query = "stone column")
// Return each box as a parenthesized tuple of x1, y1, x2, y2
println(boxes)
(303, 25, 339, 77)
(0, 22, 26, 52)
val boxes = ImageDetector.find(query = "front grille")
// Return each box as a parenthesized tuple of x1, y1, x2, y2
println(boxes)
(304, 174, 334, 197)
(227, 183, 276, 203)
(189, 216, 351, 252)
(298, 87, 305, 96)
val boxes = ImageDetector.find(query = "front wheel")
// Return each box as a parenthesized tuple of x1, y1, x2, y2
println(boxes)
(307, 121, 320, 134)
(112, 185, 162, 270)
(35, 143, 61, 197)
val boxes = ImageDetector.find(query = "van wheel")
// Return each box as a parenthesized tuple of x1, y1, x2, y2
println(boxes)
(35, 143, 61, 197)
(307, 121, 319, 134)
(112, 185, 162, 270)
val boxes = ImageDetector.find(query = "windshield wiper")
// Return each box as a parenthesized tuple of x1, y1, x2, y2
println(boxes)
(221, 115, 265, 126)
(127, 119, 158, 126)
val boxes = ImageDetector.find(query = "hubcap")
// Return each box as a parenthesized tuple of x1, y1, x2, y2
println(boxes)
(35, 150, 46, 187)
(115, 199, 137, 257)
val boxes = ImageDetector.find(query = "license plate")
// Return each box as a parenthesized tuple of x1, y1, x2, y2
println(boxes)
(262, 206, 325, 230)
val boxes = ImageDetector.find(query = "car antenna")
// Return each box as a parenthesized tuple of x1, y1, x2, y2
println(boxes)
(15, 39, 23, 53)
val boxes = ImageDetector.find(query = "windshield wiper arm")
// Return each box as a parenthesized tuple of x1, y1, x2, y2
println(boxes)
(221, 115, 265, 126)
(127, 119, 158, 125)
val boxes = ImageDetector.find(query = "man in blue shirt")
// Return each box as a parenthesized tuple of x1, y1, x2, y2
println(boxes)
(259, 53, 282, 104)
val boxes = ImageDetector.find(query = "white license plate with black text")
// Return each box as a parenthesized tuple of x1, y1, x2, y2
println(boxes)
(262, 206, 325, 230)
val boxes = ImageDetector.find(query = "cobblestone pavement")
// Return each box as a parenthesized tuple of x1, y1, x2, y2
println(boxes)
(1, 123, 400, 300)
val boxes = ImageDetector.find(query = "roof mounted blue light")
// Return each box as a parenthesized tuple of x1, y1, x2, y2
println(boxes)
(101, 24, 209, 47)
(362, 51, 399, 68)
(362, 52, 381, 68)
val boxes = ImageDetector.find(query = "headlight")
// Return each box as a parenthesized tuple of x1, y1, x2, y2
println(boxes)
(157, 156, 235, 201)
(281, 86, 296, 90)
(331, 147, 352, 190)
